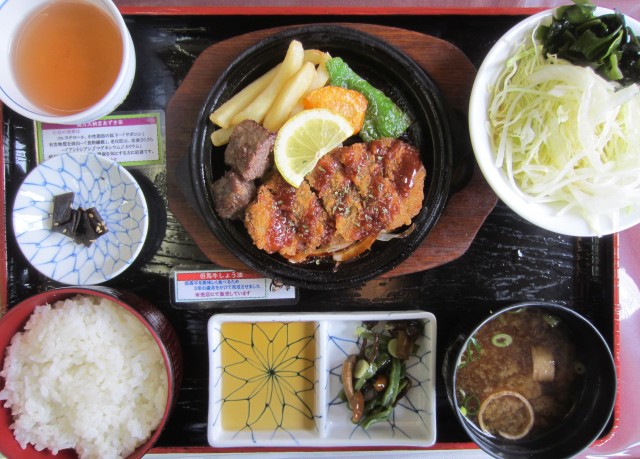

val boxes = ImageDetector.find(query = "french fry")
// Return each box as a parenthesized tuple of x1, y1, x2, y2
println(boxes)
(263, 61, 316, 132)
(307, 61, 330, 94)
(289, 102, 304, 117)
(289, 62, 331, 117)
(303, 49, 331, 65)
(209, 64, 280, 129)
(210, 126, 235, 147)
(230, 40, 304, 125)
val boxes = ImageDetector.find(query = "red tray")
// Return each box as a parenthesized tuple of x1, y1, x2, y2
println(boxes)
(0, 5, 623, 457)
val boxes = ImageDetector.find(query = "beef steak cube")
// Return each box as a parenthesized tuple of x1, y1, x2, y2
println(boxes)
(212, 170, 257, 220)
(224, 119, 275, 180)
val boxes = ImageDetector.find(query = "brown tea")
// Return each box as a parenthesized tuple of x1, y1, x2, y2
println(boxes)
(12, 0, 123, 115)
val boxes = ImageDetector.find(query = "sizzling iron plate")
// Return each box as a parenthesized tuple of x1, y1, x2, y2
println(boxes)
(189, 24, 453, 289)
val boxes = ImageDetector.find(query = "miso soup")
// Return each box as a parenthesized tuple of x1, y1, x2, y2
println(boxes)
(455, 308, 584, 440)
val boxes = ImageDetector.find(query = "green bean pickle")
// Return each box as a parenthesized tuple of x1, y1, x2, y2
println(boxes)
(340, 320, 423, 429)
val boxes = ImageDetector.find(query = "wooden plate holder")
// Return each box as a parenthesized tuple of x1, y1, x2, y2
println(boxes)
(166, 23, 497, 278)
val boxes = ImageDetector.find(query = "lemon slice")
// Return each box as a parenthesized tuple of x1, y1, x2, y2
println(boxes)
(274, 108, 354, 187)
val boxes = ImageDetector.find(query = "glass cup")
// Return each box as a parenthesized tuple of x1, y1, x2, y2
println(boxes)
(0, 0, 136, 124)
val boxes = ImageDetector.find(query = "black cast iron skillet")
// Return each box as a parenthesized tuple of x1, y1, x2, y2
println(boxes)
(189, 24, 454, 289)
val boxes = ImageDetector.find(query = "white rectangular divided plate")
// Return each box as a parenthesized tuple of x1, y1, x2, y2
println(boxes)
(207, 310, 437, 448)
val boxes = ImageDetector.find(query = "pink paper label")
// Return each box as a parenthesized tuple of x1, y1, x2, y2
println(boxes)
(36, 112, 163, 165)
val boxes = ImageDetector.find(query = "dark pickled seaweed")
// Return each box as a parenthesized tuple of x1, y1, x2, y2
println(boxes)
(51, 192, 74, 230)
(77, 207, 109, 247)
(51, 193, 109, 247)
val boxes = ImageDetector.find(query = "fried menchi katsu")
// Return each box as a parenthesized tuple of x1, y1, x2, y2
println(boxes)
(244, 138, 425, 262)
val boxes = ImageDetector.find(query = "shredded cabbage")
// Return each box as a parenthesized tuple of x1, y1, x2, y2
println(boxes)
(488, 29, 640, 235)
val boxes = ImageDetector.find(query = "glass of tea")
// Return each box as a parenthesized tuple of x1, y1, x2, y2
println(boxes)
(0, 0, 136, 124)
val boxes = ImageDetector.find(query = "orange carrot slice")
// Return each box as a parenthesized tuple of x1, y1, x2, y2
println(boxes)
(303, 86, 368, 134)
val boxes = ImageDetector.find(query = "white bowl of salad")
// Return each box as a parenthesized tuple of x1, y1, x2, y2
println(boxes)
(469, 4, 640, 237)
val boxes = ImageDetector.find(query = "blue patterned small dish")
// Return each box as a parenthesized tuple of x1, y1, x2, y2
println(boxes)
(12, 153, 148, 285)
(207, 310, 436, 447)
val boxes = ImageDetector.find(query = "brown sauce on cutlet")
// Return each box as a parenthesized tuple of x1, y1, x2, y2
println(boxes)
(244, 139, 425, 262)
(382, 140, 422, 197)
(308, 155, 368, 242)
(267, 221, 295, 251)
(368, 139, 387, 158)
(338, 144, 368, 185)
(394, 154, 421, 196)
(335, 141, 402, 233)
(362, 176, 398, 230)
(265, 213, 294, 252)
(273, 181, 296, 209)
(309, 156, 336, 192)
(299, 199, 323, 244)
(265, 186, 296, 251)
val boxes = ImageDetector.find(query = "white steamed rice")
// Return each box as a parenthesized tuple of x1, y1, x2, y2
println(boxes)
(0, 294, 168, 459)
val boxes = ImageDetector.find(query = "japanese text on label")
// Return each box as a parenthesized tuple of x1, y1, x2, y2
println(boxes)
(36, 112, 163, 165)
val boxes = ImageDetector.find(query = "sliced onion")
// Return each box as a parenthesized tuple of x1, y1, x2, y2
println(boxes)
(332, 234, 378, 262)
(376, 224, 415, 241)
